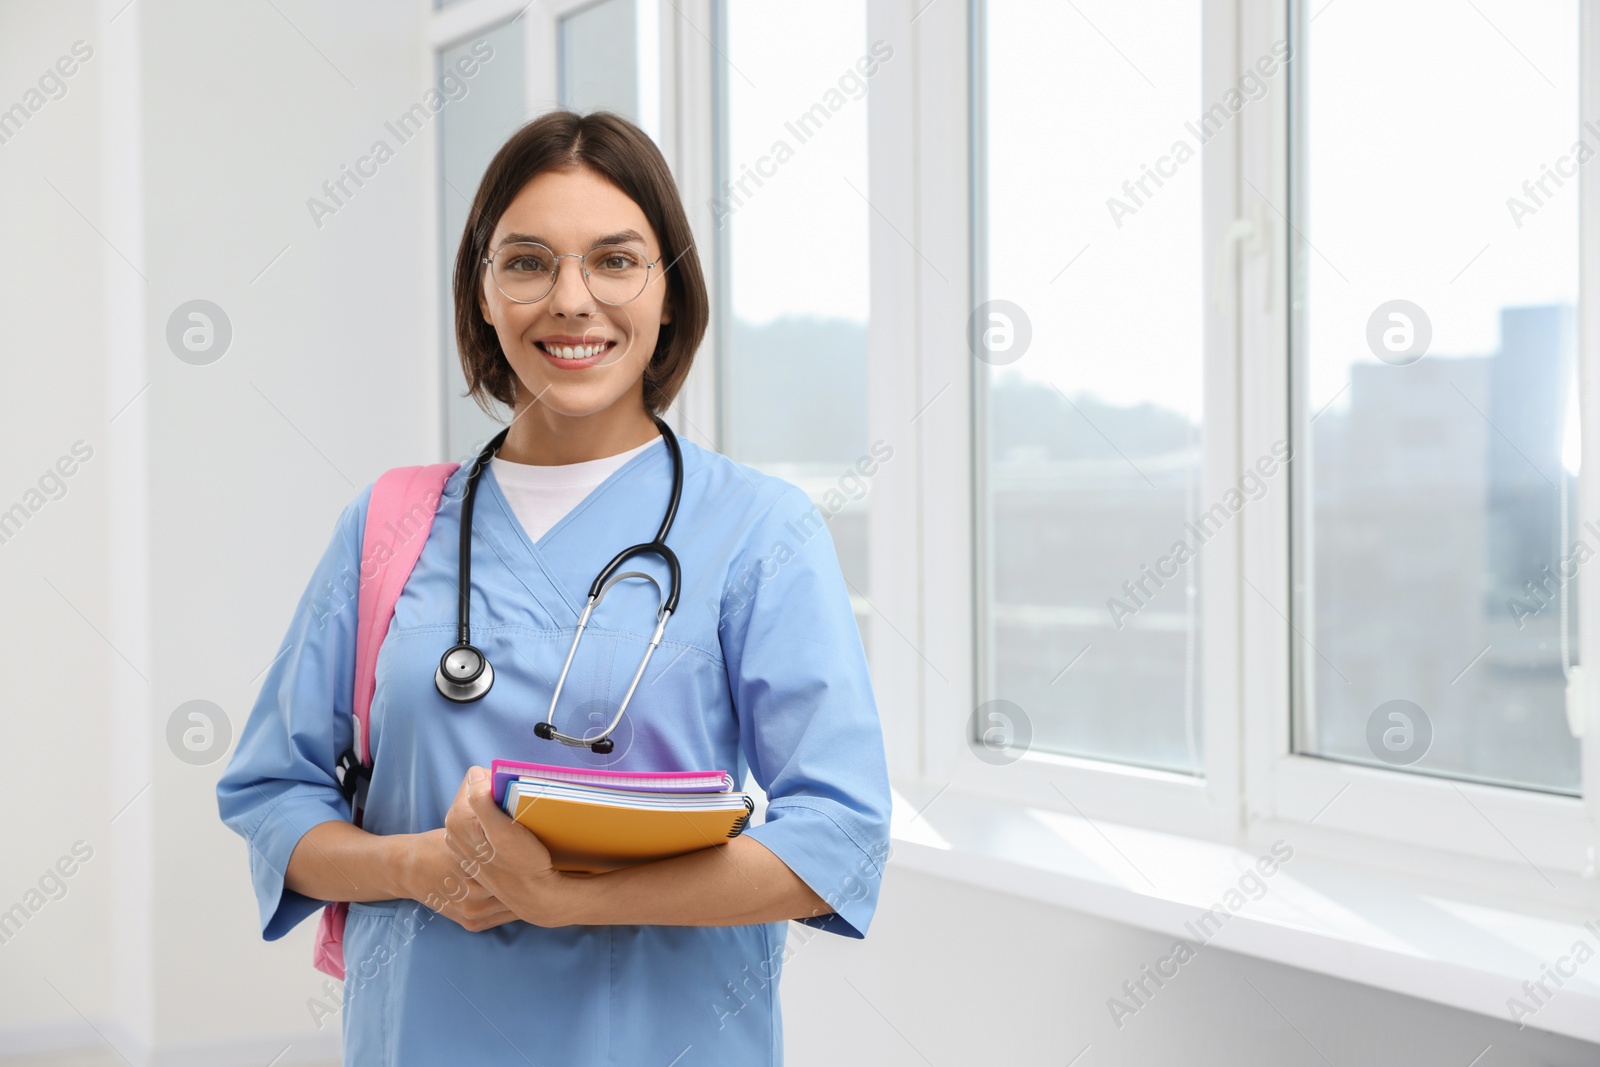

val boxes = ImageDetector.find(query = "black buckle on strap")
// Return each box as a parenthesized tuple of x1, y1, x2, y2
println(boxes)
(334, 747, 371, 804)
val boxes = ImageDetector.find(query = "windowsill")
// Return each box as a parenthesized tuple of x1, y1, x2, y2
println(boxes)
(888, 782, 1600, 1044)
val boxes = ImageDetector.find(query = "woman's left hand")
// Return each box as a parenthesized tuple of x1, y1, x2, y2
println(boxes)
(443, 766, 574, 928)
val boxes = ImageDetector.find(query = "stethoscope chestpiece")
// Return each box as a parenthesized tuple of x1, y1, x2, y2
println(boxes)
(435, 643, 495, 703)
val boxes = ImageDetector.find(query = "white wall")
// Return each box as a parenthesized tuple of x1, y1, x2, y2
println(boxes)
(783, 868, 1600, 1066)
(1, 0, 434, 1061)
(0, 0, 117, 1051)
(3, 3, 1599, 1065)
(137, 0, 435, 1058)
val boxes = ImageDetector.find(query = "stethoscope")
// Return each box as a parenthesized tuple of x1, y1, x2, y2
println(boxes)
(433, 414, 684, 754)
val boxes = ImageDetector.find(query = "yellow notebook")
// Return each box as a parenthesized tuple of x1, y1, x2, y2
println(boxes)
(504, 779, 755, 874)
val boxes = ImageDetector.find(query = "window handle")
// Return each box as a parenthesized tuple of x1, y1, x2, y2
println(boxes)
(1564, 662, 1585, 739)
(1213, 199, 1274, 319)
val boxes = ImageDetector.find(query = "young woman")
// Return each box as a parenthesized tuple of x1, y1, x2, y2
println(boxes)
(217, 110, 892, 1065)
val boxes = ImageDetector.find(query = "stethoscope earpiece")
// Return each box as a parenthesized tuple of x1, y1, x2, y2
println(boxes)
(438, 416, 684, 754)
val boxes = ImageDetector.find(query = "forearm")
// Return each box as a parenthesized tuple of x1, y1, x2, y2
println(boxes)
(555, 837, 830, 927)
(283, 819, 413, 903)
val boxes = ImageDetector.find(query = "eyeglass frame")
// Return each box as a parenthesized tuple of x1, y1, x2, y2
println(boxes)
(481, 240, 667, 307)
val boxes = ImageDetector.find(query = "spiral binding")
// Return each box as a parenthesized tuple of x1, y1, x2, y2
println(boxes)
(727, 795, 755, 838)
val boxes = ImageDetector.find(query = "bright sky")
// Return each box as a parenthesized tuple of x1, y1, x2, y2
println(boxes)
(722, 0, 1579, 432)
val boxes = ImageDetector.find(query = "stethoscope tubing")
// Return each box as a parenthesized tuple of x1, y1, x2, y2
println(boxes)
(435, 414, 684, 753)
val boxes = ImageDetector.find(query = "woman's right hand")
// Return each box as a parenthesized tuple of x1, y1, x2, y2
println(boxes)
(398, 827, 520, 932)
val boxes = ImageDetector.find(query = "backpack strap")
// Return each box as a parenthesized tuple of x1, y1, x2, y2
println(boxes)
(333, 462, 459, 820)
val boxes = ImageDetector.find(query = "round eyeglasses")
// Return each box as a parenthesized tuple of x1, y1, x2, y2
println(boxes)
(483, 241, 665, 306)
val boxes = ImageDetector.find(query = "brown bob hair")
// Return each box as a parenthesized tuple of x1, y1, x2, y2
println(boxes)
(452, 110, 708, 418)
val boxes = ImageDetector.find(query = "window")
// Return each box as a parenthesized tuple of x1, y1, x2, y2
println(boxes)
(1287, 0, 1582, 794)
(434, 1, 660, 462)
(421, 0, 1600, 891)
(437, 19, 529, 461)
(560, 0, 639, 117)
(950, 0, 1596, 874)
(973, 0, 1208, 773)
(713, 0, 876, 648)
(560, 0, 660, 141)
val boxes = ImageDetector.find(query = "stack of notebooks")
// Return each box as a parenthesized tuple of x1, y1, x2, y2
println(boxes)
(491, 759, 756, 874)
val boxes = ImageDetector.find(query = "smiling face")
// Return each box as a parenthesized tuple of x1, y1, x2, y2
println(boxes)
(477, 165, 672, 422)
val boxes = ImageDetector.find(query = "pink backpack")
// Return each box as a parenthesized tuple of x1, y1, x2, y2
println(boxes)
(312, 462, 459, 979)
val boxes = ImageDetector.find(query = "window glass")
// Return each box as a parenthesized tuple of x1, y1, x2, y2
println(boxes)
(1289, 0, 1581, 793)
(439, 6, 661, 460)
(560, 0, 639, 123)
(716, 0, 875, 647)
(438, 21, 530, 460)
(976, 0, 1207, 773)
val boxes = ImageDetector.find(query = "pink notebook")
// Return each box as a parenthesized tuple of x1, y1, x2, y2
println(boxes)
(489, 759, 735, 806)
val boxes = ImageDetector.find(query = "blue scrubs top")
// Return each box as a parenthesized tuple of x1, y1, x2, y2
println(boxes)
(215, 436, 893, 1066)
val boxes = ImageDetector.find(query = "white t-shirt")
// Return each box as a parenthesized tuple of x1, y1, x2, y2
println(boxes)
(489, 436, 659, 545)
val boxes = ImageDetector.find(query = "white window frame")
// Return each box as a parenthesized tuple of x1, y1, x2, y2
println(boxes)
(425, 0, 1600, 904)
(425, 0, 716, 456)
(428, 0, 663, 115)
(868, 0, 1600, 904)
(864, 0, 1244, 841)
(1236, 0, 1600, 892)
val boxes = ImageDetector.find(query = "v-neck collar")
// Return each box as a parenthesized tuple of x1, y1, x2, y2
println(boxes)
(474, 436, 668, 619)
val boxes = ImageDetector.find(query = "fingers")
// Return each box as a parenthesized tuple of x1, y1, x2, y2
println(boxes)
(444, 768, 495, 864)
(444, 873, 518, 931)
(466, 767, 507, 823)
(434, 767, 532, 922)
(443, 814, 490, 859)
(444, 772, 477, 836)
(467, 774, 521, 857)
(432, 866, 509, 917)
(446, 769, 522, 878)
(444, 820, 495, 868)
(458, 908, 519, 933)
(449, 901, 518, 932)
(457, 888, 514, 920)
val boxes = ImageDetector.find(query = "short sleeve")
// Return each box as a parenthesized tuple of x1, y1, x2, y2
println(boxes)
(721, 482, 893, 939)
(215, 484, 371, 941)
